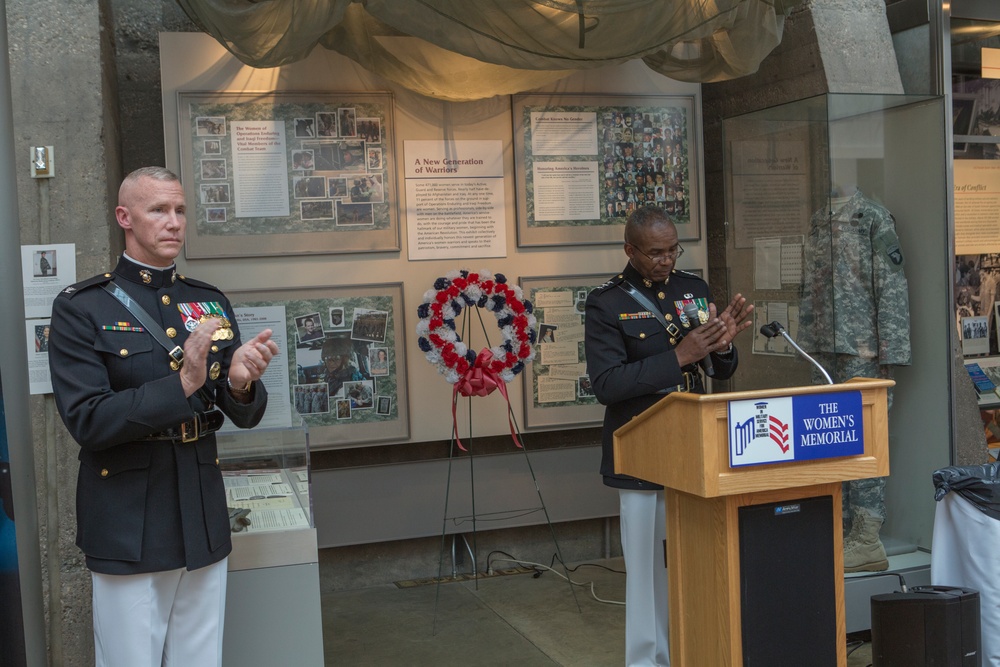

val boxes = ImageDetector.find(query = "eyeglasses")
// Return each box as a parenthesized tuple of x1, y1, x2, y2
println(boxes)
(630, 243, 684, 264)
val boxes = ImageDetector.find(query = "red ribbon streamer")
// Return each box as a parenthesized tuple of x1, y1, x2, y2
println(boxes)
(451, 349, 523, 451)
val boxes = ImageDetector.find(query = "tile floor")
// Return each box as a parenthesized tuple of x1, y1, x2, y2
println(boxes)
(322, 557, 874, 666)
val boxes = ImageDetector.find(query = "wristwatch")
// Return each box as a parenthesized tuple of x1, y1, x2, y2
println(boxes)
(228, 378, 252, 394)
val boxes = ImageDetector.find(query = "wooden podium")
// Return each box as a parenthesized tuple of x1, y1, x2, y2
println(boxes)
(614, 378, 892, 667)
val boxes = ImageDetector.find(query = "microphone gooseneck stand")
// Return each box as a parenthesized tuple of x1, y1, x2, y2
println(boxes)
(759, 320, 834, 385)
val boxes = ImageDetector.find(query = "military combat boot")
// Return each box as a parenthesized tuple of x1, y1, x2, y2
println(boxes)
(843, 506, 888, 572)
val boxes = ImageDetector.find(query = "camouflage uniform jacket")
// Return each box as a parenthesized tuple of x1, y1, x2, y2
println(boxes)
(799, 190, 911, 369)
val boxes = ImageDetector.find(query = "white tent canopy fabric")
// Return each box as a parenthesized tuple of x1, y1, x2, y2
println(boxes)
(175, 0, 804, 101)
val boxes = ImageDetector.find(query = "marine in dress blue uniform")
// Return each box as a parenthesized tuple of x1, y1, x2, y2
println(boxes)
(48, 167, 279, 667)
(584, 206, 752, 666)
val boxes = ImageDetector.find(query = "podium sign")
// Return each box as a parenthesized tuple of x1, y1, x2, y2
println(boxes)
(728, 390, 864, 467)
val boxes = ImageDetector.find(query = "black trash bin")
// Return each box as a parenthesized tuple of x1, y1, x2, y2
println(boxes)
(931, 463, 1000, 666)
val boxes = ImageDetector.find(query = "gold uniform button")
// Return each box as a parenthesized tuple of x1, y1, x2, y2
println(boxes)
(215, 458, 220, 465)
(658, 292, 666, 300)
(161, 295, 171, 306)
(170, 360, 181, 371)
(100, 469, 109, 477)
(166, 327, 177, 338)
(119, 349, 128, 357)
(639, 332, 646, 339)
(211, 345, 219, 353)
(670, 337, 677, 345)
(104, 273, 112, 278)
(665, 314, 673, 321)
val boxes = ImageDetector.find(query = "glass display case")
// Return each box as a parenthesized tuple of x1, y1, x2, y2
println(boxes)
(721, 93, 946, 394)
(216, 419, 324, 665)
(218, 419, 312, 538)
(721, 93, 952, 633)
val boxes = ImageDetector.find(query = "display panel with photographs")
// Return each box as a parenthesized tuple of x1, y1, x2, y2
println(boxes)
(952, 74, 1000, 160)
(178, 91, 398, 258)
(519, 274, 609, 429)
(513, 94, 700, 247)
(230, 283, 408, 449)
(956, 252, 1000, 357)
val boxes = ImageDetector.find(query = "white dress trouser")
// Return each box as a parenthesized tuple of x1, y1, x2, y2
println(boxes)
(620, 489, 670, 667)
(931, 493, 1000, 666)
(91, 557, 228, 667)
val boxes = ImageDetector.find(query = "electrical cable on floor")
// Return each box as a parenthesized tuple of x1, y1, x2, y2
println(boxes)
(486, 550, 541, 576)
(486, 554, 625, 606)
(846, 639, 866, 657)
(549, 552, 625, 576)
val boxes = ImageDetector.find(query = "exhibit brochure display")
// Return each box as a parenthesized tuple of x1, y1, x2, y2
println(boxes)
(614, 378, 892, 667)
(216, 420, 324, 666)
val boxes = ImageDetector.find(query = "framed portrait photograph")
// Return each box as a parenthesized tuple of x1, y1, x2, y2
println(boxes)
(177, 91, 398, 259)
(229, 282, 408, 449)
(519, 273, 611, 429)
(512, 93, 700, 247)
(962, 314, 990, 357)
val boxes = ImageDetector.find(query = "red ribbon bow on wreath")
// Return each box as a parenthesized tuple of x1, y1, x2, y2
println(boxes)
(451, 349, 523, 451)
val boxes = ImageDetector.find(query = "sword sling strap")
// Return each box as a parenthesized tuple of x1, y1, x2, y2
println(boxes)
(102, 281, 185, 365)
(617, 281, 684, 340)
(102, 280, 220, 411)
(617, 280, 700, 393)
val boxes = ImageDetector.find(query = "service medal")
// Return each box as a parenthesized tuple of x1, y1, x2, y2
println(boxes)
(178, 302, 230, 334)
(674, 297, 710, 328)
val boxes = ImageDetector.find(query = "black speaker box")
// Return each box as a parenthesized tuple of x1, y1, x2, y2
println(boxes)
(870, 586, 981, 666)
(739, 496, 837, 666)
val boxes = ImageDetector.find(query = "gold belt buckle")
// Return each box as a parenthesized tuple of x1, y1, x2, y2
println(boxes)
(180, 417, 199, 443)
(683, 371, 693, 392)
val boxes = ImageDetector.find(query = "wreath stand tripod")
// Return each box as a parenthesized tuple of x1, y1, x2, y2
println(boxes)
(431, 306, 580, 632)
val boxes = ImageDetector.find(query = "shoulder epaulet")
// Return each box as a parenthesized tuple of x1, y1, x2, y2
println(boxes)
(593, 273, 626, 294)
(57, 273, 113, 299)
(175, 274, 224, 294)
(672, 269, 705, 282)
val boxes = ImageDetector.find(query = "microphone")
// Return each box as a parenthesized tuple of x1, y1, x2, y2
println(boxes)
(682, 301, 714, 377)
(759, 320, 833, 384)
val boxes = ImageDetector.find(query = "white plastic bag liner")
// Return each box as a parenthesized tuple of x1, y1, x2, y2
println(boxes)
(932, 492, 1000, 666)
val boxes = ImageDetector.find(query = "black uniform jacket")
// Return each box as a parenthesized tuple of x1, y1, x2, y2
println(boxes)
(584, 263, 739, 490)
(49, 257, 267, 574)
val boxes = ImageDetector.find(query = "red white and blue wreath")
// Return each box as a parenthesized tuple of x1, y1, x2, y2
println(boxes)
(416, 269, 537, 386)
(416, 269, 537, 449)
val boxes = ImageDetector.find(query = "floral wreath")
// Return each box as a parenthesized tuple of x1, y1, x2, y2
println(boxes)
(416, 269, 537, 387)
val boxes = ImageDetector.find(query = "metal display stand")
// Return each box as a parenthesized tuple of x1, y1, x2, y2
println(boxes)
(432, 308, 580, 630)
